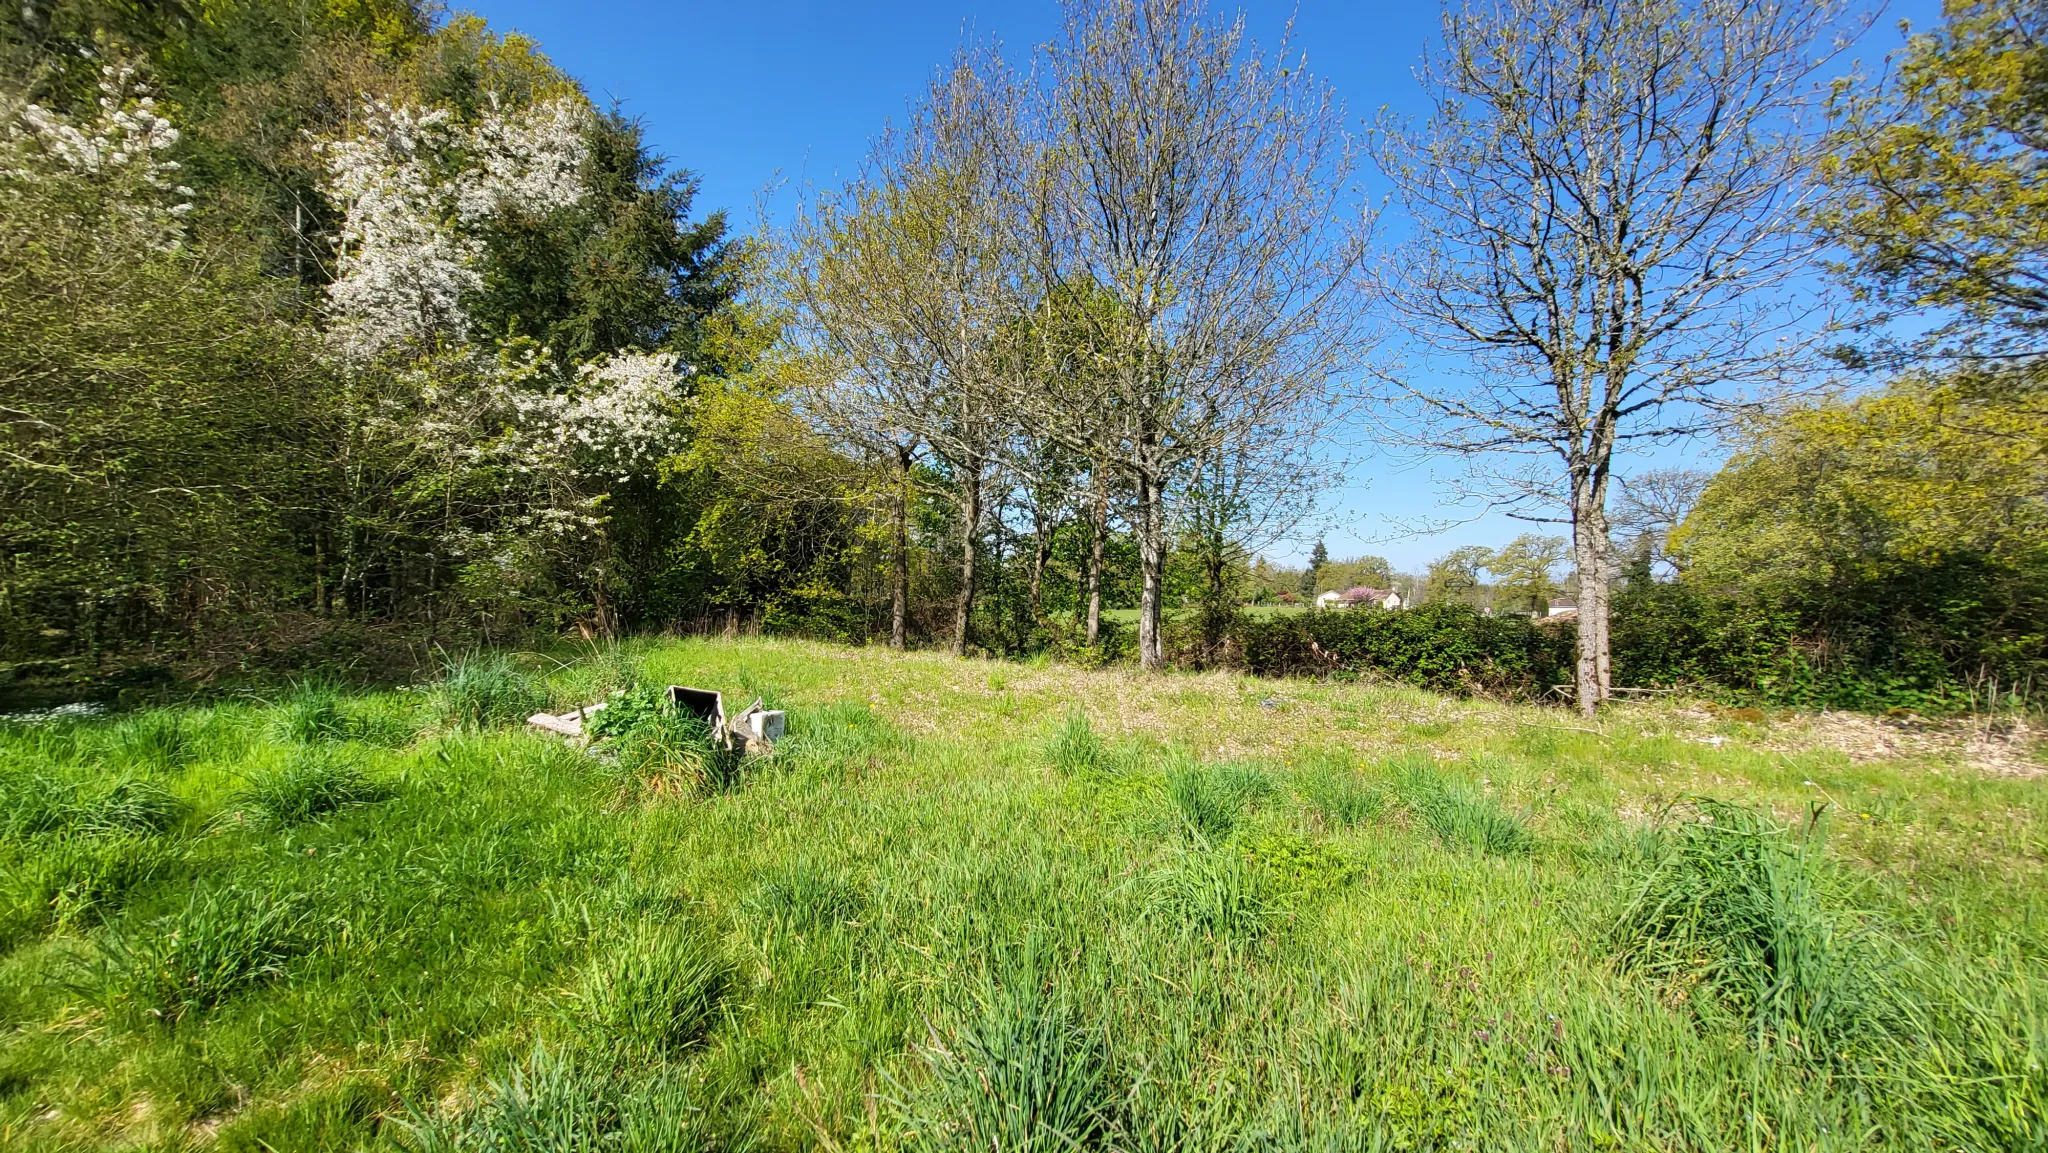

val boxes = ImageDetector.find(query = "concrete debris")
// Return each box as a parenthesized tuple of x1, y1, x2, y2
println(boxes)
(529, 685, 782, 757)
(527, 701, 605, 739)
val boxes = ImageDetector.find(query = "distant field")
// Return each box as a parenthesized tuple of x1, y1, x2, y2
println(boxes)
(1, 637, 2042, 1150)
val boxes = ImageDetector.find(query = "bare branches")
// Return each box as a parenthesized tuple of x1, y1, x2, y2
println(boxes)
(1023, 0, 1371, 668)
(1370, 0, 1863, 713)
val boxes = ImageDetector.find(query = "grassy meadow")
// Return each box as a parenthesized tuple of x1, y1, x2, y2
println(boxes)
(0, 637, 2043, 1151)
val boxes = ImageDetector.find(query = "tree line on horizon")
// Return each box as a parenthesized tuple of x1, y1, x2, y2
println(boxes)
(1, 0, 2042, 715)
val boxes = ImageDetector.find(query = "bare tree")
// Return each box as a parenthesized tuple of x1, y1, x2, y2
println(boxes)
(1612, 466, 1710, 575)
(1371, 0, 1861, 714)
(786, 50, 1028, 656)
(1023, 0, 1368, 670)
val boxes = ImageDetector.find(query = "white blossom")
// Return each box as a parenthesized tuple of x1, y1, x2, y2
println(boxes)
(560, 350, 695, 474)
(321, 96, 591, 366)
(455, 95, 589, 225)
(3, 64, 193, 248)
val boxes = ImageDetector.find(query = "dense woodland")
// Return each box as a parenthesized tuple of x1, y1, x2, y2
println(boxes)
(1, 0, 2043, 714)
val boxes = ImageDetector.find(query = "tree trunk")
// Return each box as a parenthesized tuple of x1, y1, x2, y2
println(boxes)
(1029, 504, 1053, 628)
(952, 468, 982, 657)
(1570, 474, 1613, 718)
(890, 448, 911, 651)
(1136, 470, 1165, 671)
(1085, 481, 1106, 646)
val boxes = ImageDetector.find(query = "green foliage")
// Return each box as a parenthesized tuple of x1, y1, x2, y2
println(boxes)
(107, 710, 197, 772)
(271, 680, 354, 744)
(1, 833, 184, 945)
(232, 748, 393, 827)
(1145, 847, 1278, 940)
(746, 865, 867, 935)
(1, 639, 2043, 1149)
(576, 920, 732, 1058)
(0, 770, 186, 838)
(1043, 711, 1106, 775)
(396, 1046, 726, 1153)
(1622, 377, 2048, 712)
(1292, 752, 1388, 827)
(1816, 0, 2048, 359)
(1615, 801, 1888, 1055)
(91, 884, 313, 1024)
(1163, 760, 1271, 842)
(587, 684, 743, 797)
(1234, 601, 1573, 698)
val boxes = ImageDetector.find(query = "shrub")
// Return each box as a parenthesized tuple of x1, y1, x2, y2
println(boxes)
(92, 884, 312, 1023)
(233, 748, 392, 827)
(1392, 758, 1531, 857)
(577, 920, 732, 1058)
(1233, 601, 1573, 698)
(431, 652, 546, 729)
(899, 983, 1119, 1152)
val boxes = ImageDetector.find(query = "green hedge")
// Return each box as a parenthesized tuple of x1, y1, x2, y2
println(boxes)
(1232, 603, 1573, 699)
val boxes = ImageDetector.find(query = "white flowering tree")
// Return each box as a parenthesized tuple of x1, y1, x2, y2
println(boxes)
(2, 64, 193, 251)
(319, 91, 705, 632)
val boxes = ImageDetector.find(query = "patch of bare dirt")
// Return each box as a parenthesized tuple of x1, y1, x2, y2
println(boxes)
(1772, 710, 2046, 778)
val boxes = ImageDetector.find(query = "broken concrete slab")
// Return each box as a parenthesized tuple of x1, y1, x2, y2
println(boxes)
(527, 700, 606, 739)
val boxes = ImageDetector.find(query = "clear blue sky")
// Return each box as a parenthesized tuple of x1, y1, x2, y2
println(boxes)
(464, 0, 1938, 571)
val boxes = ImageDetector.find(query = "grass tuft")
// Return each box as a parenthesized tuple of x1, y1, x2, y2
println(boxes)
(396, 1046, 725, 1153)
(0, 770, 186, 838)
(1392, 757, 1532, 856)
(90, 884, 312, 1023)
(1044, 711, 1106, 775)
(1145, 847, 1278, 940)
(271, 678, 354, 743)
(746, 864, 866, 934)
(233, 747, 392, 826)
(900, 982, 1119, 1152)
(1614, 799, 1875, 1049)
(432, 652, 547, 729)
(1, 833, 183, 945)
(107, 709, 196, 772)
(1294, 752, 1388, 827)
(1163, 759, 1271, 842)
(576, 919, 732, 1058)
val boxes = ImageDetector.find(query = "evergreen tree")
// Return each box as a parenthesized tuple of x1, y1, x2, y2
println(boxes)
(1300, 538, 1328, 598)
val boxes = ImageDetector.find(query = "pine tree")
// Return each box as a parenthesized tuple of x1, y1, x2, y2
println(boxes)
(1299, 538, 1328, 598)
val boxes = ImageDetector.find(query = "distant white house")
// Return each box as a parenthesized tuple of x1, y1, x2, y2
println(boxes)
(1315, 586, 1403, 611)
(1547, 598, 1577, 618)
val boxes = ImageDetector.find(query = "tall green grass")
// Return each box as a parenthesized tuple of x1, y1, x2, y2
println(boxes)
(575, 919, 732, 1058)
(89, 884, 313, 1024)
(431, 651, 547, 729)
(230, 747, 393, 826)
(0, 637, 2038, 1151)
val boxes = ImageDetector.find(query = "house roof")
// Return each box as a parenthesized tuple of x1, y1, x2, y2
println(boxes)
(1341, 587, 1395, 603)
